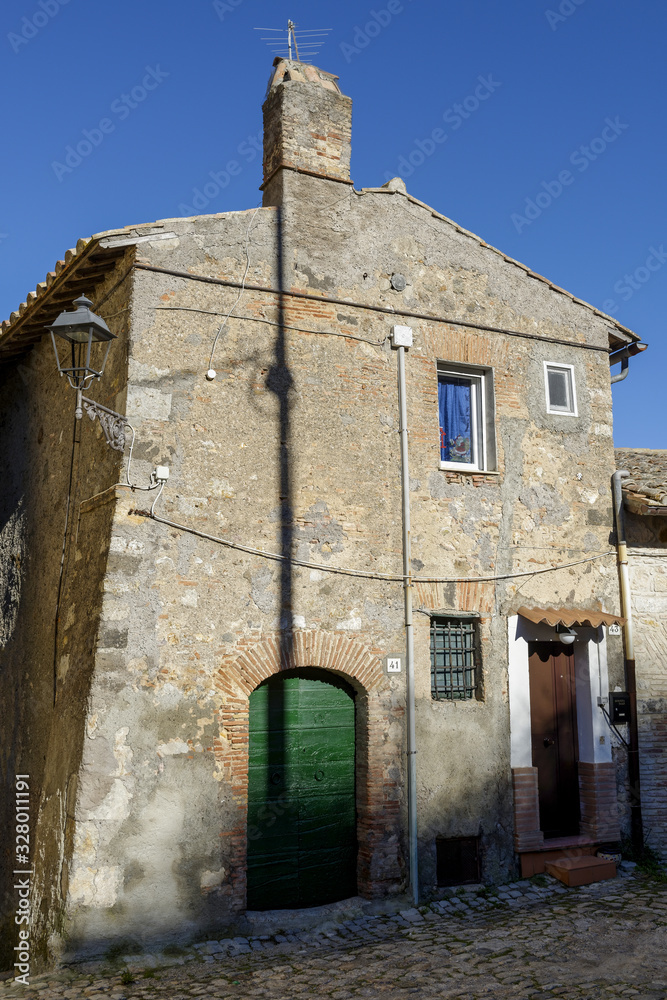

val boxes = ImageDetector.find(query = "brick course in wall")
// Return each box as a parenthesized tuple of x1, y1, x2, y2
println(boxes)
(578, 761, 621, 841)
(511, 767, 544, 852)
(638, 713, 667, 860)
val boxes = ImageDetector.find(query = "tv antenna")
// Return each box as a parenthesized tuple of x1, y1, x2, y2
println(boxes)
(255, 20, 332, 63)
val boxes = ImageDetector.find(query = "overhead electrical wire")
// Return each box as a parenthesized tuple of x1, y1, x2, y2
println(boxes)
(155, 305, 387, 348)
(206, 205, 261, 379)
(134, 261, 613, 354)
(136, 497, 615, 585)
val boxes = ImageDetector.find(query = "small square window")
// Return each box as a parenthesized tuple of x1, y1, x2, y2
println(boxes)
(430, 617, 479, 701)
(544, 363, 577, 416)
(438, 364, 496, 471)
(436, 836, 481, 886)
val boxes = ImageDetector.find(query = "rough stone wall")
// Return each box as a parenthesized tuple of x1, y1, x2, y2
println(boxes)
(262, 65, 352, 186)
(625, 514, 667, 861)
(52, 170, 627, 957)
(0, 255, 132, 969)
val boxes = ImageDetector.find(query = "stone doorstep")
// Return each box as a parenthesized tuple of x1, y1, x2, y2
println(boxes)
(544, 856, 617, 887)
(519, 838, 605, 877)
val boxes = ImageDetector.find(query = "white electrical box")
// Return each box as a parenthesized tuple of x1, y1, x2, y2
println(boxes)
(391, 325, 413, 347)
(155, 466, 170, 482)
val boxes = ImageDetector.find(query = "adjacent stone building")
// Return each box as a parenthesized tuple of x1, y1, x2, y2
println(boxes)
(614, 449, 667, 862)
(0, 59, 643, 968)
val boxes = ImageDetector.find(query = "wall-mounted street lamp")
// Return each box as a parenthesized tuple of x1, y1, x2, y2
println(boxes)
(46, 295, 129, 452)
(556, 623, 577, 645)
(48, 295, 115, 419)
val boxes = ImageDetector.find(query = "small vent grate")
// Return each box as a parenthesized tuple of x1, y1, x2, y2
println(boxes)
(436, 836, 481, 887)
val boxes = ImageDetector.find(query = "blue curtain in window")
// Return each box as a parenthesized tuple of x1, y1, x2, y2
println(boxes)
(439, 377, 472, 463)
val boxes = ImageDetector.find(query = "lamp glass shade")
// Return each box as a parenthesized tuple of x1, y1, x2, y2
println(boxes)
(48, 296, 115, 345)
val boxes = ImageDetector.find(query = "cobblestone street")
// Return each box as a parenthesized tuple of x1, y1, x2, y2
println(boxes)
(4, 867, 666, 1000)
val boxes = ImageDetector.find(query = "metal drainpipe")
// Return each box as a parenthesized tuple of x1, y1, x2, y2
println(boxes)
(393, 327, 419, 906)
(612, 470, 643, 851)
(610, 356, 629, 384)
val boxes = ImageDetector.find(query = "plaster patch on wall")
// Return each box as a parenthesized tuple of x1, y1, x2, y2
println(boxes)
(338, 611, 361, 630)
(177, 497, 209, 516)
(152, 682, 182, 709)
(126, 385, 172, 421)
(0, 496, 25, 647)
(582, 532, 601, 551)
(518, 482, 570, 526)
(208, 478, 235, 498)
(364, 598, 403, 631)
(128, 359, 171, 383)
(86, 778, 133, 825)
(72, 821, 100, 865)
(113, 728, 133, 776)
(109, 536, 145, 555)
(68, 865, 122, 908)
(295, 501, 345, 560)
(181, 589, 198, 607)
(200, 867, 226, 891)
(100, 601, 130, 622)
(157, 739, 190, 756)
(249, 565, 275, 614)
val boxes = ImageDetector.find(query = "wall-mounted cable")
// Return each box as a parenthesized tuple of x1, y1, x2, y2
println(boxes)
(206, 206, 261, 380)
(135, 487, 615, 584)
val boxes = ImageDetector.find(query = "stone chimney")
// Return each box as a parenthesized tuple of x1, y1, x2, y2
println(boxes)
(261, 58, 353, 206)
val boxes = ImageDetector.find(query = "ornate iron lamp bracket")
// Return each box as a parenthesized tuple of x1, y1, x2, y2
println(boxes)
(81, 396, 129, 452)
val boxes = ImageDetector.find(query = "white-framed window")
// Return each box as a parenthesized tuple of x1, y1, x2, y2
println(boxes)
(438, 363, 495, 471)
(544, 362, 577, 416)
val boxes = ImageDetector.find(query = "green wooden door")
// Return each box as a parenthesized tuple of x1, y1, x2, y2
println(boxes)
(247, 672, 357, 910)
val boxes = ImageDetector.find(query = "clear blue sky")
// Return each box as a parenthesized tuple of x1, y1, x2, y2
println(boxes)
(2, 0, 665, 447)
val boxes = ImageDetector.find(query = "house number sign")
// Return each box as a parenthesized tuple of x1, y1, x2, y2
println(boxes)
(383, 655, 403, 675)
(608, 623, 622, 636)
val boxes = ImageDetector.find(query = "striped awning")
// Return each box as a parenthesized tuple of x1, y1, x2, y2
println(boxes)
(517, 606, 626, 628)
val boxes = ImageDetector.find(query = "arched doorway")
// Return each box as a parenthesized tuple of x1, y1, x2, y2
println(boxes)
(247, 669, 357, 910)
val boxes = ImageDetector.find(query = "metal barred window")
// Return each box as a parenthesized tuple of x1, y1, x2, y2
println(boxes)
(430, 617, 478, 700)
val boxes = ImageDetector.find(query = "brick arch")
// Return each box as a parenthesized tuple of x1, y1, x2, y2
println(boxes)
(215, 630, 384, 701)
(212, 630, 402, 910)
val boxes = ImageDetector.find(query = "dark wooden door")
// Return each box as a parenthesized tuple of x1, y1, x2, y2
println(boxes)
(247, 672, 357, 910)
(528, 642, 580, 838)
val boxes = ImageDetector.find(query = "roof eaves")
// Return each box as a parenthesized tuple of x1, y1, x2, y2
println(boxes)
(623, 495, 667, 517)
(0, 224, 184, 362)
(356, 185, 639, 343)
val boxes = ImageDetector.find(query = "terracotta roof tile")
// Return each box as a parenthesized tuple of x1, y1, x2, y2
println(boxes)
(615, 448, 667, 512)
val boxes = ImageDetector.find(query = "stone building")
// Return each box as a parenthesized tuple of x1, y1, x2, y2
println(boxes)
(0, 59, 643, 967)
(614, 449, 667, 862)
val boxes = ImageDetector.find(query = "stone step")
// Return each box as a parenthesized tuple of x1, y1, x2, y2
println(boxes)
(545, 856, 617, 887)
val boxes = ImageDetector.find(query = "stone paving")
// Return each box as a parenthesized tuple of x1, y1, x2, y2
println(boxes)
(3, 864, 667, 999)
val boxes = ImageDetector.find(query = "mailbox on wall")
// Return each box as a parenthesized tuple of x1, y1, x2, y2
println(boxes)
(609, 691, 631, 724)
